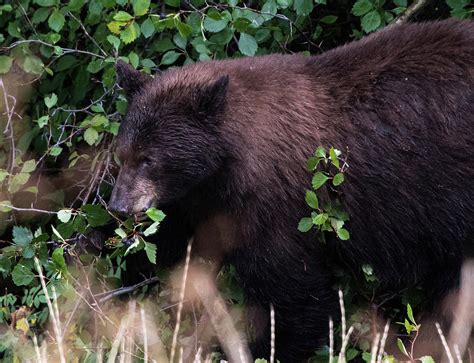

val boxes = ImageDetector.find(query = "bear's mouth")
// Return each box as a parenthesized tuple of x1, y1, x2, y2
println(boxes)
(133, 212, 149, 222)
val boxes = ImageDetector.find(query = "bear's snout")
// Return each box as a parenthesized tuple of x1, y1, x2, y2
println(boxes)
(108, 184, 132, 216)
(109, 170, 157, 216)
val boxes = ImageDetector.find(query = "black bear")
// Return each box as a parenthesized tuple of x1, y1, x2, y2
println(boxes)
(109, 19, 474, 362)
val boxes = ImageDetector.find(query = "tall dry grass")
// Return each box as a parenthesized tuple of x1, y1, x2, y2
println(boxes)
(3, 255, 473, 362)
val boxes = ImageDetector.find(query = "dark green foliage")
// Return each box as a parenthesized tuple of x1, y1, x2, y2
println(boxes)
(299, 147, 350, 241)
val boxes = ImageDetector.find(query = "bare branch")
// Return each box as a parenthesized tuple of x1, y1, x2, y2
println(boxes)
(395, 0, 432, 24)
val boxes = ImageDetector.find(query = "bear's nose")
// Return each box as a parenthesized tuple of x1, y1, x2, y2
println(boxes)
(108, 199, 131, 217)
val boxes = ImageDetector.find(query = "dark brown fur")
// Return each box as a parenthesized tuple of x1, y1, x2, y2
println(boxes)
(110, 19, 474, 361)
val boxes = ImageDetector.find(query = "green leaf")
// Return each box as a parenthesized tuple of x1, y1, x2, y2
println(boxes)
(320, 15, 337, 24)
(312, 213, 328, 226)
(144, 241, 157, 264)
(165, 0, 179, 6)
(128, 52, 140, 68)
(173, 34, 187, 49)
(315, 146, 326, 158)
(141, 18, 155, 38)
(36, 115, 49, 128)
(420, 357, 435, 363)
(446, 0, 469, 9)
(133, 0, 150, 16)
(362, 264, 373, 276)
(238, 33, 258, 56)
(337, 228, 350, 240)
(107, 35, 121, 50)
(393, 0, 407, 6)
(12, 264, 35, 286)
(13, 226, 33, 247)
(9, 173, 30, 193)
(81, 204, 111, 227)
(261, 0, 277, 20)
(397, 338, 408, 357)
(330, 218, 344, 231)
(233, 18, 251, 32)
(407, 304, 415, 324)
(293, 0, 313, 16)
(203, 16, 229, 33)
(51, 225, 65, 241)
(66, 0, 85, 11)
(329, 147, 340, 168)
(32, 8, 50, 24)
(176, 21, 193, 38)
(115, 228, 127, 238)
(52, 247, 67, 275)
(114, 11, 134, 22)
(84, 128, 99, 146)
(57, 209, 72, 223)
(22, 56, 44, 75)
(298, 217, 313, 232)
(49, 146, 63, 156)
(22, 245, 35, 259)
(276, 0, 291, 8)
(361, 10, 381, 33)
(21, 160, 36, 174)
(86, 59, 105, 74)
(333, 173, 344, 186)
(108, 21, 124, 34)
(312, 172, 329, 190)
(8, 22, 22, 38)
(0, 56, 13, 74)
(161, 51, 181, 65)
(346, 349, 359, 361)
(0, 256, 12, 274)
(44, 93, 58, 108)
(48, 9, 65, 32)
(143, 221, 160, 236)
(305, 190, 319, 209)
(306, 156, 319, 171)
(145, 208, 166, 222)
(121, 22, 140, 44)
(35, 0, 58, 6)
(352, 0, 373, 16)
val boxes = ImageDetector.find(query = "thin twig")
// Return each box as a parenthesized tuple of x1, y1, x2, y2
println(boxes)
(67, 11, 108, 57)
(339, 290, 346, 340)
(339, 326, 354, 363)
(436, 322, 454, 363)
(395, 0, 432, 24)
(0, 204, 57, 215)
(170, 239, 194, 363)
(140, 307, 148, 363)
(32, 334, 43, 363)
(34, 257, 66, 363)
(377, 320, 390, 362)
(370, 333, 380, 363)
(107, 307, 130, 363)
(3, 39, 106, 59)
(270, 303, 275, 363)
(329, 318, 334, 363)
(95, 277, 160, 304)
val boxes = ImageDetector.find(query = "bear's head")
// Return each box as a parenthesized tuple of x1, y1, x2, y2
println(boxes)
(109, 61, 230, 215)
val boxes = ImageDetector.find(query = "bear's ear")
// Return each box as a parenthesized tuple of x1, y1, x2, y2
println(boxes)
(198, 75, 229, 115)
(116, 60, 152, 101)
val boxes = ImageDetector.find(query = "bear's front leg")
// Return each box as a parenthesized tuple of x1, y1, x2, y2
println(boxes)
(235, 251, 339, 362)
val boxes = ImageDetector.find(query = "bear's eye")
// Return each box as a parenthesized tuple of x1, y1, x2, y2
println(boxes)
(142, 156, 153, 167)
